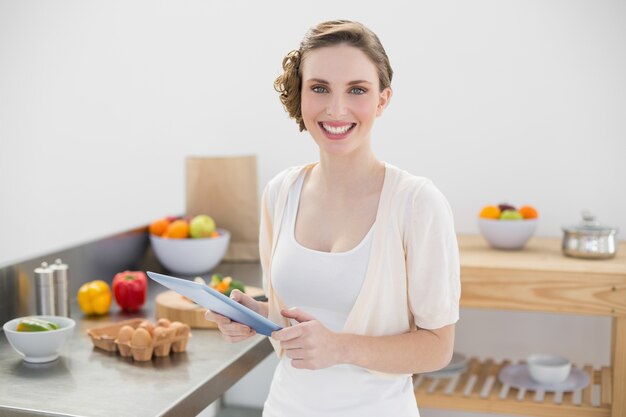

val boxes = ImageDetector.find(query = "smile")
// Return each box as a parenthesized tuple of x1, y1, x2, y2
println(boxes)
(319, 122, 356, 136)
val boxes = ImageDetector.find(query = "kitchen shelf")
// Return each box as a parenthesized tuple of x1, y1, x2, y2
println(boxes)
(427, 235, 626, 417)
(414, 357, 611, 417)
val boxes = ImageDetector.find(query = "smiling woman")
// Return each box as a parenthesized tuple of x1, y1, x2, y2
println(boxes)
(274, 20, 393, 133)
(207, 20, 461, 417)
(299, 44, 391, 156)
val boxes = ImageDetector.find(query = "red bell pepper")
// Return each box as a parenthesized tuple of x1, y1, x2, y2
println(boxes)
(112, 271, 147, 312)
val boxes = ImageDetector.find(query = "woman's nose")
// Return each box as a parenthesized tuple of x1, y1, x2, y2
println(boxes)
(325, 94, 347, 117)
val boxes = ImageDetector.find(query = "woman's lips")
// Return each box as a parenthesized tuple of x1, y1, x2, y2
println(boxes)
(318, 122, 356, 140)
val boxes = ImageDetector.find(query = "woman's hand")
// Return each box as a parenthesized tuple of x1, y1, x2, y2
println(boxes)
(205, 289, 263, 343)
(272, 308, 343, 370)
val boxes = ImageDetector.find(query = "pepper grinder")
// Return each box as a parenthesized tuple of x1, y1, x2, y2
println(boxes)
(50, 258, 70, 317)
(34, 262, 55, 315)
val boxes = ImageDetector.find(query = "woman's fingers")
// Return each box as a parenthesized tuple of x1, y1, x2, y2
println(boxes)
(206, 309, 255, 340)
(205, 309, 229, 323)
(230, 289, 260, 313)
(284, 347, 306, 360)
(223, 333, 255, 343)
(220, 322, 254, 336)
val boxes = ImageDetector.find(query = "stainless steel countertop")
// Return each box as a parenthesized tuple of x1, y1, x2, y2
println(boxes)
(0, 263, 273, 417)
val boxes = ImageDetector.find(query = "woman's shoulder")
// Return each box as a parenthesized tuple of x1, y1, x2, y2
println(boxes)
(385, 163, 435, 198)
(263, 164, 312, 202)
(384, 163, 452, 213)
(266, 164, 310, 187)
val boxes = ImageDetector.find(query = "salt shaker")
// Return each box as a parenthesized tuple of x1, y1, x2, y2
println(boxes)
(34, 262, 55, 315)
(50, 258, 70, 317)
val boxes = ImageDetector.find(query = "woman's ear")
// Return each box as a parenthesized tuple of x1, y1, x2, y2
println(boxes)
(376, 87, 393, 117)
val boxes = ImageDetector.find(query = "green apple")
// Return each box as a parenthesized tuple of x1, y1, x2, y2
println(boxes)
(499, 210, 523, 220)
(189, 214, 216, 238)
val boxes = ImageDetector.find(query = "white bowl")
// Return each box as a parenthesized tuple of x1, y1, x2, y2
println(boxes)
(150, 228, 230, 276)
(527, 354, 572, 384)
(478, 218, 537, 250)
(2, 316, 75, 363)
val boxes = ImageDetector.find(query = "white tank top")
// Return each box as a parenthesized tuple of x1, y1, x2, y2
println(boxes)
(263, 171, 419, 417)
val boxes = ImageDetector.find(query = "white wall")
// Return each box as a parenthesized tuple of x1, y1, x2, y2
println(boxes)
(1, 1, 624, 415)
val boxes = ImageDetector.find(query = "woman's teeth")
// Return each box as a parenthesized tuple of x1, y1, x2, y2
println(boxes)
(321, 123, 355, 135)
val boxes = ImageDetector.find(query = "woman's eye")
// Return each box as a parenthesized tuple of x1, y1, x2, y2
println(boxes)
(312, 86, 328, 93)
(350, 87, 366, 95)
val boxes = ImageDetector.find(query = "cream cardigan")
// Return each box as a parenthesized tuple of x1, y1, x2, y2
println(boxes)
(260, 162, 461, 378)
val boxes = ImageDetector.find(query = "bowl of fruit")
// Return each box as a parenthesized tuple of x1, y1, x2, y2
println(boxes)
(478, 203, 539, 250)
(2, 316, 76, 363)
(149, 214, 230, 276)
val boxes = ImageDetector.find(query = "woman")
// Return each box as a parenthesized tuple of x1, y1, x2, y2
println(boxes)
(207, 20, 460, 417)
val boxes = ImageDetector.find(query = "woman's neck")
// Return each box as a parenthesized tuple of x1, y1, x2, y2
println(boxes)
(311, 147, 385, 196)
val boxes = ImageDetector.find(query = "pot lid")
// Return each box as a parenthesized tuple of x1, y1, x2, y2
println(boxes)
(563, 211, 618, 235)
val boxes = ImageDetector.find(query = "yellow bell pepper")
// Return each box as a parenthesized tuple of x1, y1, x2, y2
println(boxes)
(77, 280, 112, 315)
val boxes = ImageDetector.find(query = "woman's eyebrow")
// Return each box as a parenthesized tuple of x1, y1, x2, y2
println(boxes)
(305, 78, 373, 85)
(306, 78, 330, 85)
(347, 80, 373, 86)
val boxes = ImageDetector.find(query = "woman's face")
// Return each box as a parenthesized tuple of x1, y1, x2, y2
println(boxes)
(300, 44, 391, 156)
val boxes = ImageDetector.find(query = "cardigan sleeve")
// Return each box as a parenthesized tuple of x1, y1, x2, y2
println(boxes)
(260, 182, 273, 295)
(405, 180, 461, 330)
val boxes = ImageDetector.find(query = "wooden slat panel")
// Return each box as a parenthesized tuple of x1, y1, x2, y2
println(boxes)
(415, 357, 611, 417)
(479, 360, 503, 398)
(543, 389, 556, 405)
(454, 358, 480, 395)
(601, 366, 612, 406)
(612, 317, 626, 417)
(488, 360, 511, 400)
(583, 365, 595, 406)
(472, 359, 493, 396)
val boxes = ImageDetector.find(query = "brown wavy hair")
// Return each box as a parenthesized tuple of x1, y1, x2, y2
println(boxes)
(274, 20, 393, 132)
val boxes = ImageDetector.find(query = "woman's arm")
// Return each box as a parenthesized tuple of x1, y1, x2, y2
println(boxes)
(339, 324, 454, 374)
(273, 308, 454, 373)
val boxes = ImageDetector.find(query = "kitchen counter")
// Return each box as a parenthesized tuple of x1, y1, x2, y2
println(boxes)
(0, 263, 274, 417)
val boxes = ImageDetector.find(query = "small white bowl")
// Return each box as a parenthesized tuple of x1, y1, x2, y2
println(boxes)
(2, 316, 75, 363)
(478, 218, 537, 250)
(527, 354, 572, 385)
(150, 228, 230, 276)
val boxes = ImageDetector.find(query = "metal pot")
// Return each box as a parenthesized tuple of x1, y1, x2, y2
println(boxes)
(562, 212, 618, 259)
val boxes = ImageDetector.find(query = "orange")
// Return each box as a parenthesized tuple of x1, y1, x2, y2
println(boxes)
(479, 205, 501, 219)
(519, 205, 539, 219)
(165, 219, 190, 239)
(149, 218, 170, 236)
(209, 231, 220, 238)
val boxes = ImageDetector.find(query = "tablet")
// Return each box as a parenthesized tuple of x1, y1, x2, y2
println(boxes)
(147, 271, 281, 336)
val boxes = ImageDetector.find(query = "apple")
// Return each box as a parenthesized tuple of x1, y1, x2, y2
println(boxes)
(189, 215, 216, 238)
(500, 210, 523, 220)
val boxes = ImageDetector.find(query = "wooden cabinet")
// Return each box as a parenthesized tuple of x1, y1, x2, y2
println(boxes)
(415, 235, 626, 417)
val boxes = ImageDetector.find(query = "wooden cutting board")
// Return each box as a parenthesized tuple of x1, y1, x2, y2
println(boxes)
(154, 286, 265, 329)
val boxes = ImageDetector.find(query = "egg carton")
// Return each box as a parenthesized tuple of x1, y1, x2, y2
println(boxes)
(86, 318, 191, 361)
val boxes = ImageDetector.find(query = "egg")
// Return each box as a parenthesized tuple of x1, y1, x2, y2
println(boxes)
(156, 318, 171, 328)
(153, 326, 170, 341)
(116, 325, 135, 343)
(131, 327, 152, 348)
(138, 320, 154, 335)
(170, 321, 189, 337)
